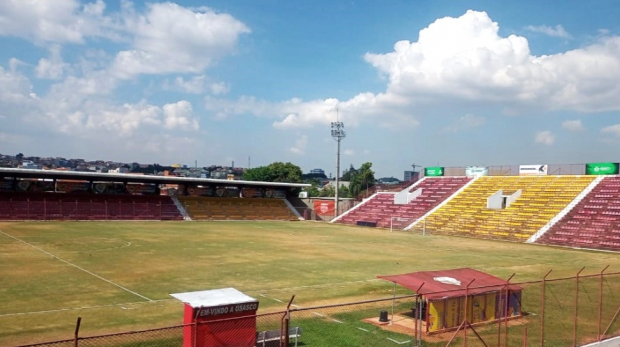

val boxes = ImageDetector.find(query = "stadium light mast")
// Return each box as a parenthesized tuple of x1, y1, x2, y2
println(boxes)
(331, 118, 346, 218)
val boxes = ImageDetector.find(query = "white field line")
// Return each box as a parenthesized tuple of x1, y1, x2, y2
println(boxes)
(0, 230, 152, 302)
(0, 299, 174, 317)
(332, 318, 343, 323)
(357, 327, 369, 332)
(387, 338, 411, 344)
(312, 312, 325, 317)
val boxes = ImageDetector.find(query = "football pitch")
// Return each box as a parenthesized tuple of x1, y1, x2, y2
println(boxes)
(1, 221, 620, 346)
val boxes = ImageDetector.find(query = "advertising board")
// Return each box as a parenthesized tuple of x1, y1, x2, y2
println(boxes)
(424, 167, 444, 177)
(465, 166, 488, 178)
(585, 163, 620, 175)
(519, 164, 548, 176)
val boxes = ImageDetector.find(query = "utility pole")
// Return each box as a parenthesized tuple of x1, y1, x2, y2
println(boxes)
(331, 118, 346, 218)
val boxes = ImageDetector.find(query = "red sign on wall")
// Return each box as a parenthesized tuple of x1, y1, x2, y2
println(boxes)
(313, 200, 335, 216)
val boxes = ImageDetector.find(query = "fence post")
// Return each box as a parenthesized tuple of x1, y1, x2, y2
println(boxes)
(503, 274, 515, 347)
(413, 282, 425, 346)
(283, 295, 295, 347)
(74, 317, 81, 347)
(573, 267, 585, 347)
(598, 266, 609, 342)
(463, 278, 475, 347)
(540, 270, 552, 347)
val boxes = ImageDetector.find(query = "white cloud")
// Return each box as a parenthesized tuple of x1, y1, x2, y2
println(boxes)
(163, 100, 199, 131)
(0, 62, 200, 138)
(111, 3, 250, 78)
(206, 10, 620, 129)
(208, 82, 230, 95)
(343, 149, 355, 155)
(205, 92, 415, 129)
(364, 10, 620, 112)
(0, 65, 33, 103)
(562, 119, 585, 132)
(525, 25, 571, 39)
(442, 114, 485, 133)
(35, 45, 68, 79)
(0, 0, 122, 44)
(50, 100, 200, 136)
(289, 135, 308, 155)
(164, 75, 230, 95)
(601, 124, 620, 137)
(535, 130, 555, 145)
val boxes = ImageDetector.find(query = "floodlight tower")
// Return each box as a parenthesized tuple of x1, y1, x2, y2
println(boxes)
(331, 120, 346, 218)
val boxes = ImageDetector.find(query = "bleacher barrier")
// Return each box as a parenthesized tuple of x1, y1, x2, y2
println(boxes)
(9, 268, 620, 347)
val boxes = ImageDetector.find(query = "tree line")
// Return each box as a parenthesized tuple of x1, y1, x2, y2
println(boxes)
(243, 161, 375, 198)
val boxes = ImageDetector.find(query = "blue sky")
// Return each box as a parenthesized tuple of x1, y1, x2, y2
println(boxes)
(1, 1, 620, 178)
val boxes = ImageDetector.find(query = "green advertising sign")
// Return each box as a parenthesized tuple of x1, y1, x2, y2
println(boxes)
(585, 163, 619, 175)
(425, 166, 444, 177)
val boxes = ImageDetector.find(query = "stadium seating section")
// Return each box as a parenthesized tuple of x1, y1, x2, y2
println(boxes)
(0, 192, 183, 220)
(421, 176, 595, 241)
(334, 177, 471, 229)
(536, 176, 620, 251)
(177, 196, 297, 221)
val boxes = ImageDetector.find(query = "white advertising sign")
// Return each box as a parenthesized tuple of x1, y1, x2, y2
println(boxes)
(465, 166, 489, 178)
(519, 164, 548, 176)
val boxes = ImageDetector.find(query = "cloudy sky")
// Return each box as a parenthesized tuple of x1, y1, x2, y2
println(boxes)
(1, 1, 620, 178)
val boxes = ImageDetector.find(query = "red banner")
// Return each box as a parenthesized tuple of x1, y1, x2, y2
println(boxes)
(56, 181, 89, 193)
(188, 186, 214, 196)
(126, 183, 157, 195)
(313, 200, 335, 216)
(241, 187, 263, 198)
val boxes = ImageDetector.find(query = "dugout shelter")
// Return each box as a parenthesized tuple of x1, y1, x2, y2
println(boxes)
(379, 268, 522, 334)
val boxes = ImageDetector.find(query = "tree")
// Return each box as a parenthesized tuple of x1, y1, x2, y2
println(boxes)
(341, 164, 358, 181)
(242, 162, 302, 183)
(242, 166, 272, 181)
(338, 184, 350, 198)
(348, 162, 375, 198)
(268, 162, 303, 183)
(319, 185, 335, 197)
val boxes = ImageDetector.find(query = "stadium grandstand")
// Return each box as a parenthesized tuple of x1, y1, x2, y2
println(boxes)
(4, 162, 620, 253)
(332, 162, 620, 253)
(0, 168, 308, 222)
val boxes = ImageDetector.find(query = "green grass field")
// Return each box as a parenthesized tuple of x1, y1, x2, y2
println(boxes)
(1, 221, 620, 346)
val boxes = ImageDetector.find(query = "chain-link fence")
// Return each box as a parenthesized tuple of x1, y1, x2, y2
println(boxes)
(9, 269, 620, 347)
